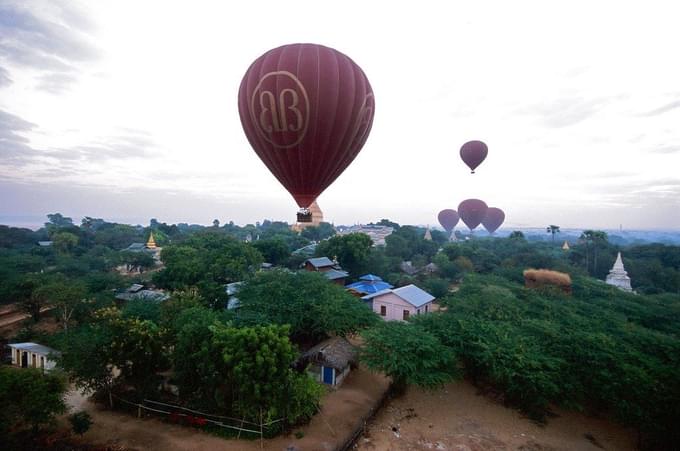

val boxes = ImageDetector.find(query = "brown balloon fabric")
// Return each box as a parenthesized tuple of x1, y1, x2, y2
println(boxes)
(238, 43, 375, 208)
(482, 207, 505, 234)
(458, 199, 488, 230)
(438, 209, 460, 233)
(460, 140, 488, 174)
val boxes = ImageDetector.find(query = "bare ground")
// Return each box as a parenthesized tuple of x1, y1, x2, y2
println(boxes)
(65, 366, 390, 451)
(355, 381, 637, 451)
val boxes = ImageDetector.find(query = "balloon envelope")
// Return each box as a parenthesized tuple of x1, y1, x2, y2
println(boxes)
(482, 207, 505, 234)
(438, 209, 459, 233)
(238, 43, 375, 208)
(460, 140, 488, 173)
(458, 199, 488, 230)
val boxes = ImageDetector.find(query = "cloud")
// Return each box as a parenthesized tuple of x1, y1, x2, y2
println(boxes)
(35, 72, 78, 94)
(0, 1, 98, 91)
(0, 65, 11, 87)
(642, 99, 680, 117)
(650, 145, 680, 154)
(0, 109, 37, 158)
(518, 96, 621, 128)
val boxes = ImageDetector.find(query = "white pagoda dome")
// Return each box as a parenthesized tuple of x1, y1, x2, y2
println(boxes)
(605, 252, 633, 292)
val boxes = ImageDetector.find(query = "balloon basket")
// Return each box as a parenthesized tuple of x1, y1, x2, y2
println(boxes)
(297, 209, 312, 223)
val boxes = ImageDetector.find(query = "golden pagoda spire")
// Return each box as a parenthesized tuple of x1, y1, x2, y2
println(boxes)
(146, 232, 157, 249)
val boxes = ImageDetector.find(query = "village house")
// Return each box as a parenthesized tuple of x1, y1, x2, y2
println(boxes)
(362, 284, 436, 321)
(300, 337, 357, 387)
(345, 274, 393, 297)
(303, 257, 349, 285)
(115, 283, 169, 302)
(8, 342, 59, 372)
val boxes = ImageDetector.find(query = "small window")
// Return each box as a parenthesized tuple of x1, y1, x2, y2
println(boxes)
(380, 305, 387, 316)
(417, 309, 420, 315)
(425, 305, 429, 313)
(403, 310, 410, 320)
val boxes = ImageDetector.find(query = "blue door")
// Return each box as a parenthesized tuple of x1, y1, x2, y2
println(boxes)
(322, 366, 334, 385)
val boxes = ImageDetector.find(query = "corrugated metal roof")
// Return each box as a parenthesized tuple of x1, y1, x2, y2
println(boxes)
(361, 288, 393, 301)
(360, 274, 383, 281)
(306, 257, 335, 268)
(324, 269, 348, 280)
(393, 284, 435, 307)
(8, 342, 59, 356)
(346, 280, 393, 294)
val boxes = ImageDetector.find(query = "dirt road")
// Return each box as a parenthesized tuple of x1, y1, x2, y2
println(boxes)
(356, 381, 637, 451)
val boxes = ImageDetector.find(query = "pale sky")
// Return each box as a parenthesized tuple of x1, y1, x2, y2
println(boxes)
(1, 0, 679, 229)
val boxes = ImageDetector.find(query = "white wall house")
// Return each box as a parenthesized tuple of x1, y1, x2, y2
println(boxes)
(8, 342, 59, 372)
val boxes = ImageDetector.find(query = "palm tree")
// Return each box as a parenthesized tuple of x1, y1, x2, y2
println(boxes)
(580, 230, 608, 275)
(546, 225, 560, 242)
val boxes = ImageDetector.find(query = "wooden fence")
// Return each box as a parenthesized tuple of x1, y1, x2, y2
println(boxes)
(110, 393, 285, 446)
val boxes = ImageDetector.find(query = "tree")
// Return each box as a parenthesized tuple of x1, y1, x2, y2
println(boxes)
(58, 323, 115, 396)
(361, 321, 458, 392)
(0, 367, 67, 435)
(509, 231, 525, 240)
(212, 219, 220, 228)
(52, 231, 79, 254)
(578, 230, 609, 276)
(315, 233, 373, 278)
(253, 238, 291, 265)
(546, 225, 560, 242)
(237, 270, 378, 343)
(33, 276, 89, 332)
(300, 222, 336, 241)
(211, 323, 323, 425)
(46, 212, 74, 228)
(69, 411, 92, 436)
(94, 307, 169, 397)
(171, 307, 228, 409)
(153, 232, 263, 307)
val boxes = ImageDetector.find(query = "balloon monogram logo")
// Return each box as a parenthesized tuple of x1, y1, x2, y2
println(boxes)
(239, 43, 375, 210)
(250, 71, 310, 148)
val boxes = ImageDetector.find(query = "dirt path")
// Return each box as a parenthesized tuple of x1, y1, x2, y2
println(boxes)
(66, 367, 389, 451)
(356, 381, 637, 451)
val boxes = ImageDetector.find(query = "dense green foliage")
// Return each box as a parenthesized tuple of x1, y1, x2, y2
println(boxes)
(236, 270, 379, 343)
(69, 411, 93, 436)
(153, 232, 263, 307)
(361, 321, 458, 391)
(410, 273, 680, 449)
(315, 233, 373, 278)
(212, 323, 324, 426)
(0, 367, 67, 435)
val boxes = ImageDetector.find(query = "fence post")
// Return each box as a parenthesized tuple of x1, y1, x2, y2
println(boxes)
(138, 404, 142, 419)
(109, 391, 113, 409)
(260, 409, 264, 450)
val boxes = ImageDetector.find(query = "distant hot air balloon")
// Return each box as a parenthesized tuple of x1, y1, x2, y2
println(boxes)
(458, 199, 488, 231)
(438, 209, 459, 234)
(482, 207, 505, 234)
(238, 43, 375, 221)
(460, 140, 488, 174)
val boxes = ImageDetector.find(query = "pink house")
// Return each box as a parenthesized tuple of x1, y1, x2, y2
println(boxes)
(362, 284, 436, 321)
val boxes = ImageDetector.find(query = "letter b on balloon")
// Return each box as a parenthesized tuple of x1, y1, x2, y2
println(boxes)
(250, 71, 310, 148)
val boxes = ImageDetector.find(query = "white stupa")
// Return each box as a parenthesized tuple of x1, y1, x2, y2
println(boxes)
(605, 252, 633, 292)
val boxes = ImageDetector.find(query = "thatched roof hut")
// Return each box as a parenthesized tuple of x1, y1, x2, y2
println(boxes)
(301, 337, 357, 371)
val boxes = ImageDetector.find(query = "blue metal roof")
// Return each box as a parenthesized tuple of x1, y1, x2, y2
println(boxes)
(346, 280, 393, 294)
(360, 274, 383, 281)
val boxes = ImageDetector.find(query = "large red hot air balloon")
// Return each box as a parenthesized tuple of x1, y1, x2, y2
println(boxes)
(458, 199, 488, 230)
(482, 207, 505, 234)
(238, 43, 375, 220)
(460, 140, 488, 174)
(438, 209, 459, 234)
